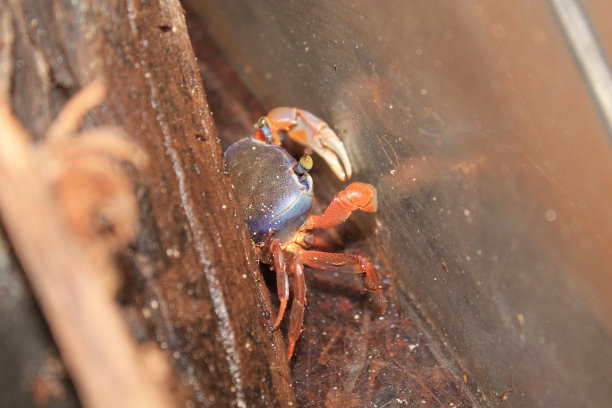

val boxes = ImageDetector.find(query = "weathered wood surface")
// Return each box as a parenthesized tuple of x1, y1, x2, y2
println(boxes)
(0, 1, 295, 406)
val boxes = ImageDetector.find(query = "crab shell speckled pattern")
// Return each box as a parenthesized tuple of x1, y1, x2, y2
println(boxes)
(224, 137, 313, 244)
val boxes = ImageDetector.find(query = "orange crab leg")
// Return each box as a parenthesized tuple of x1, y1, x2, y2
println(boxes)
(299, 249, 386, 315)
(294, 231, 337, 251)
(306, 182, 378, 230)
(280, 241, 387, 360)
(270, 240, 289, 329)
(306, 233, 336, 251)
(286, 257, 306, 360)
(280, 182, 382, 359)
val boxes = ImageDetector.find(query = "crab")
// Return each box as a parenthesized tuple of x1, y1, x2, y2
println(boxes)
(224, 107, 387, 359)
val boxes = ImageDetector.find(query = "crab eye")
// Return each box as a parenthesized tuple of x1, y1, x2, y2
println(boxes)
(257, 116, 271, 129)
(294, 154, 313, 175)
(257, 116, 274, 144)
(300, 154, 313, 171)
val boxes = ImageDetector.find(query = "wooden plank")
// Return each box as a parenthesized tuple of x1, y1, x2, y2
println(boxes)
(0, 0, 295, 406)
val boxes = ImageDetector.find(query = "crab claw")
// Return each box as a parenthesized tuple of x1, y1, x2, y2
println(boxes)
(267, 107, 353, 181)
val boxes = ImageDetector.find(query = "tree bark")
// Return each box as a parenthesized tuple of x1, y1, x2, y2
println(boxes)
(0, 0, 295, 406)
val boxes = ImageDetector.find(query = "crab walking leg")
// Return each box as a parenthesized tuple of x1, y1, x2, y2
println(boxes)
(294, 231, 337, 251)
(271, 240, 289, 329)
(267, 107, 352, 181)
(286, 258, 306, 360)
(306, 182, 378, 230)
(290, 246, 387, 315)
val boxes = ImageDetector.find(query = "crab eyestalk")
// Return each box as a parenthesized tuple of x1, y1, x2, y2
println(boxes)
(294, 154, 313, 175)
(257, 116, 275, 144)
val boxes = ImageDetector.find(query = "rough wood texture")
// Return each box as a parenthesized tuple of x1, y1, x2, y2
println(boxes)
(0, 84, 174, 408)
(0, 1, 295, 406)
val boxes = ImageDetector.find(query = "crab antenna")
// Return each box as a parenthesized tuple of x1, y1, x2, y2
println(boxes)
(257, 116, 274, 144)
